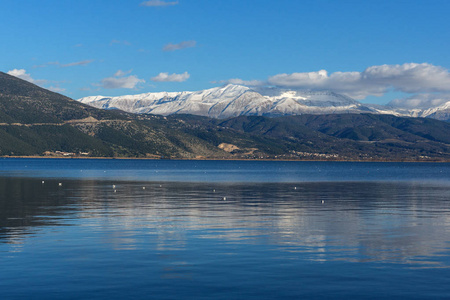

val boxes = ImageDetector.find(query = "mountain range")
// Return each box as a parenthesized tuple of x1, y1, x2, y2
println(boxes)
(1, 71, 450, 161)
(78, 84, 450, 121)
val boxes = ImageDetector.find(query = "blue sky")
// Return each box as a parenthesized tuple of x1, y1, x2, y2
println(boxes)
(2, 0, 450, 106)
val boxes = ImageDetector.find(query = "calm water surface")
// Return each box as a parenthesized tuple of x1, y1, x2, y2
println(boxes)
(0, 159, 449, 299)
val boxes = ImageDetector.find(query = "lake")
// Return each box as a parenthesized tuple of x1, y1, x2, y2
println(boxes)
(1, 158, 449, 299)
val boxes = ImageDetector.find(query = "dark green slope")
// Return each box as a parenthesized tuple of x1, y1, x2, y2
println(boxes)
(0, 71, 226, 158)
(0, 72, 128, 123)
(213, 113, 450, 146)
(0, 125, 113, 156)
(199, 114, 450, 160)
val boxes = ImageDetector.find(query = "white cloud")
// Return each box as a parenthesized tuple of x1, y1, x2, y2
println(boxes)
(100, 71, 145, 89)
(151, 72, 190, 82)
(7, 69, 34, 82)
(60, 60, 94, 67)
(267, 63, 450, 99)
(113, 69, 133, 77)
(140, 0, 178, 7)
(100, 76, 144, 89)
(33, 61, 59, 68)
(7, 69, 47, 85)
(33, 60, 93, 68)
(80, 87, 93, 92)
(163, 40, 196, 52)
(217, 78, 265, 86)
(48, 86, 66, 93)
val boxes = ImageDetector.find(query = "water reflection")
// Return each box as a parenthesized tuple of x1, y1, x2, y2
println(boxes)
(1, 177, 449, 267)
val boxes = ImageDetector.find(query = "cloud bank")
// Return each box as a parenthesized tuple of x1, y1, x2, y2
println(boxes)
(140, 0, 178, 7)
(100, 70, 145, 89)
(163, 40, 196, 52)
(266, 63, 450, 99)
(221, 63, 450, 108)
(151, 72, 190, 82)
(389, 93, 450, 109)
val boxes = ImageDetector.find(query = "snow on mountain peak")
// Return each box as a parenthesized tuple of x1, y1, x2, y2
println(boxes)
(76, 85, 449, 121)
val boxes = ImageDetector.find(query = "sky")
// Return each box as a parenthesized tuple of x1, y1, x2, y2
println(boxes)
(2, 0, 450, 107)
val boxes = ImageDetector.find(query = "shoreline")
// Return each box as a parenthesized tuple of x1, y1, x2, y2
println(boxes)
(1, 155, 450, 163)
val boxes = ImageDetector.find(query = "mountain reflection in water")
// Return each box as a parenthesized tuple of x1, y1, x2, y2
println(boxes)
(1, 178, 449, 267)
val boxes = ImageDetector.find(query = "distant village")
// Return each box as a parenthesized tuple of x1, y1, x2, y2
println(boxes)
(43, 151, 90, 157)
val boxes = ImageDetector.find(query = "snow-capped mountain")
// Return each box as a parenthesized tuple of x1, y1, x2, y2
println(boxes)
(420, 101, 450, 121)
(366, 101, 450, 121)
(78, 84, 375, 118)
(77, 84, 450, 121)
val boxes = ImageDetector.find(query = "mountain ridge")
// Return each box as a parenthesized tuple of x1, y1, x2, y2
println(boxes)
(78, 84, 374, 119)
(78, 84, 450, 121)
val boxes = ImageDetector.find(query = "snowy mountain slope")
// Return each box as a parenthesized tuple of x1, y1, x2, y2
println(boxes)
(420, 101, 450, 121)
(78, 84, 376, 118)
(364, 101, 450, 121)
(78, 84, 450, 121)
